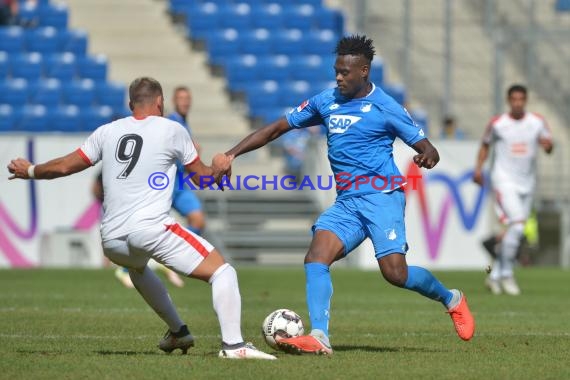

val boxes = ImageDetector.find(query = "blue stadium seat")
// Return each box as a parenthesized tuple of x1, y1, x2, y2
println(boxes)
(82, 105, 113, 131)
(289, 54, 333, 82)
(53, 105, 82, 132)
(555, 0, 570, 11)
(219, 3, 252, 30)
(304, 30, 337, 55)
(241, 29, 273, 56)
(281, 80, 312, 107)
(169, 0, 191, 16)
(19, 104, 49, 131)
(30, 78, 62, 107)
(0, 78, 29, 106)
(251, 4, 284, 29)
(45, 52, 77, 81)
(186, 2, 220, 40)
(369, 58, 384, 85)
(95, 81, 126, 109)
(315, 8, 344, 35)
(11, 52, 44, 80)
(18, 3, 41, 26)
(207, 29, 242, 67)
(225, 55, 259, 92)
(58, 29, 88, 56)
(77, 55, 107, 81)
(0, 26, 25, 53)
(62, 79, 96, 107)
(245, 80, 281, 110)
(272, 29, 304, 55)
(0, 52, 8, 78)
(282, 5, 316, 31)
(39, 3, 69, 29)
(293, 0, 322, 6)
(381, 83, 407, 105)
(254, 106, 291, 125)
(258, 55, 291, 81)
(26, 27, 60, 54)
(0, 104, 16, 131)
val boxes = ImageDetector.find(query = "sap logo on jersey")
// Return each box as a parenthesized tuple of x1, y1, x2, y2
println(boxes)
(328, 115, 362, 134)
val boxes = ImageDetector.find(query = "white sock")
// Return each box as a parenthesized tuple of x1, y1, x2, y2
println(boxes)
(209, 263, 243, 345)
(129, 266, 184, 332)
(500, 223, 524, 278)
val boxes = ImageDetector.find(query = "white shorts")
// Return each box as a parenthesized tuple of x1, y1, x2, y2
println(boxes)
(493, 184, 533, 225)
(102, 222, 214, 276)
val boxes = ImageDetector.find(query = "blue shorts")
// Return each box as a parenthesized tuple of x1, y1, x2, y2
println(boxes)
(313, 189, 408, 259)
(172, 188, 202, 216)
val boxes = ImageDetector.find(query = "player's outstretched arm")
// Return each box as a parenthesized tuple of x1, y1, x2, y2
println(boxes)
(472, 143, 489, 186)
(8, 151, 91, 180)
(411, 139, 439, 169)
(225, 118, 291, 158)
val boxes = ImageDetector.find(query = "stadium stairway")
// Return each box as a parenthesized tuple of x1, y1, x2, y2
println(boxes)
(200, 190, 319, 265)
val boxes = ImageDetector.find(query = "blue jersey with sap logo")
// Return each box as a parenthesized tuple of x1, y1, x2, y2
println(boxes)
(285, 83, 426, 199)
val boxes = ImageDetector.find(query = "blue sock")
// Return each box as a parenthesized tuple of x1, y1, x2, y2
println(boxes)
(305, 263, 333, 337)
(404, 266, 453, 307)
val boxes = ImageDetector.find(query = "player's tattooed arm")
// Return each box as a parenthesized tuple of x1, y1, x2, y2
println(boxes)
(411, 139, 439, 169)
(184, 154, 233, 188)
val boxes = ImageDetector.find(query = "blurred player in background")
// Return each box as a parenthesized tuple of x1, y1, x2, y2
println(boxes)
(222, 35, 475, 355)
(8, 77, 276, 360)
(167, 86, 206, 236)
(473, 84, 553, 296)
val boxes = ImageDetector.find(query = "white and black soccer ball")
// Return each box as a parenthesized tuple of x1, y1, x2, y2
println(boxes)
(261, 309, 304, 349)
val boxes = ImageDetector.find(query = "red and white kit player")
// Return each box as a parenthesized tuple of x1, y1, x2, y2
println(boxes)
(474, 84, 553, 295)
(7, 77, 275, 360)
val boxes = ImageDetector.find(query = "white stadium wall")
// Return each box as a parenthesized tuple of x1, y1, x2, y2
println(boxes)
(0, 135, 103, 268)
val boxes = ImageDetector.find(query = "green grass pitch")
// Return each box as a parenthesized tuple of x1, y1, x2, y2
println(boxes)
(1, 268, 569, 379)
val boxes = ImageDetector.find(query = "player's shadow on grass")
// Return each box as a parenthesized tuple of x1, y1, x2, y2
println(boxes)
(95, 350, 162, 356)
(333, 345, 446, 353)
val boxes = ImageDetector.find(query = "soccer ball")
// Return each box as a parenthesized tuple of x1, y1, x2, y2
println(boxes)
(261, 309, 304, 349)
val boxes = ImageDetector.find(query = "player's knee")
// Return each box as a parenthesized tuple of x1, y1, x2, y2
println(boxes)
(305, 247, 337, 265)
(187, 211, 205, 231)
(505, 222, 525, 246)
(382, 266, 407, 287)
(379, 256, 408, 287)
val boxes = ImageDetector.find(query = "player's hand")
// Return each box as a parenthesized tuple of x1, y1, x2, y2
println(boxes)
(413, 150, 439, 169)
(472, 169, 484, 186)
(7, 158, 33, 180)
(539, 138, 553, 154)
(211, 153, 234, 189)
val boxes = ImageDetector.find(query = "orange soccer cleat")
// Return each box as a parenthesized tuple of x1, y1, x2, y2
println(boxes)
(277, 334, 333, 355)
(447, 290, 475, 341)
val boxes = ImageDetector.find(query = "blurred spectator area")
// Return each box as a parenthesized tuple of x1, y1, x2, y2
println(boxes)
(0, 0, 127, 133)
(168, 0, 428, 132)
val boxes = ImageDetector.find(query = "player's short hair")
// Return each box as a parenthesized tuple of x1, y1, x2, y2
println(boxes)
(507, 84, 527, 98)
(335, 35, 375, 63)
(129, 77, 163, 106)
